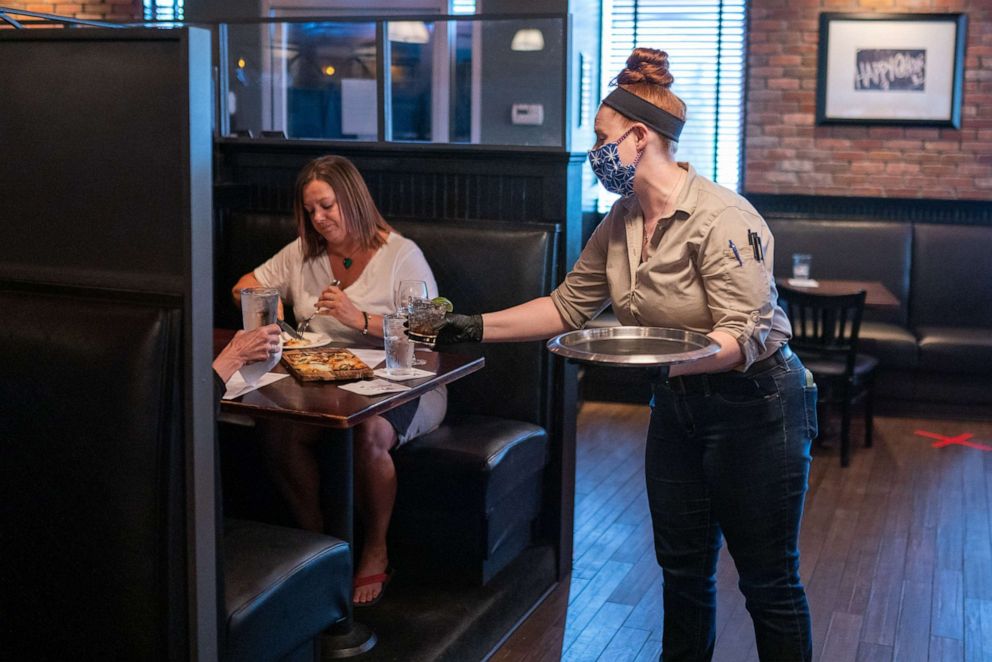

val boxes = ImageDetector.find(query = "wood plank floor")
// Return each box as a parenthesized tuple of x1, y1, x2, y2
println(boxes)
(492, 402, 992, 662)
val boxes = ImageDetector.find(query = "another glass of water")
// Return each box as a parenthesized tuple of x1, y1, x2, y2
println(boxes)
(383, 312, 415, 376)
(792, 253, 813, 281)
(239, 287, 281, 385)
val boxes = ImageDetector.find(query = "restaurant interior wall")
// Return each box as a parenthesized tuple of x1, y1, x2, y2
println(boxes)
(745, 0, 992, 201)
(0, 0, 139, 21)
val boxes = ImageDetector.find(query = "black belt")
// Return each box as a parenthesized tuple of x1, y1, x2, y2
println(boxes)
(664, 344, 794, 396)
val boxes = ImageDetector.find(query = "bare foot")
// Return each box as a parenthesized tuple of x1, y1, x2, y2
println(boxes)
(353, 545, 390, 605)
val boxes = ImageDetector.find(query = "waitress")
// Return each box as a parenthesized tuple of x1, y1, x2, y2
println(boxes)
(437, 48, 818, 662)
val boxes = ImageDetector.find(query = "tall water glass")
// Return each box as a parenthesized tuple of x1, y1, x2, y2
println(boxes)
(792, 253, 813, 281)
(239, 287, 281, 386)
(383, 312, 415, 376)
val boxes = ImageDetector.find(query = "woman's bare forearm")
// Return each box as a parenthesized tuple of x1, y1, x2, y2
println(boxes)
(667, 330, 743, 377)
(480, 296, 572, 342)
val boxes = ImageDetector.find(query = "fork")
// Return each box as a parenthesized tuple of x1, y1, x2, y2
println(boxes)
(296, 279, 341, 336)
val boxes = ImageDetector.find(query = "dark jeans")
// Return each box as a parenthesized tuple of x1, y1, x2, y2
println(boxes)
(646, 349, 817, 662)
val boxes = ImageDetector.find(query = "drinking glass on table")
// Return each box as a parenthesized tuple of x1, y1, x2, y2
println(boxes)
(792, 253, 813, 281)
(407, 298, 448, 347)
(395, 280, 429, 364)
(395, 280, 428, 314)
(239, 287, 282, 385)
(383, 313, 415, 376)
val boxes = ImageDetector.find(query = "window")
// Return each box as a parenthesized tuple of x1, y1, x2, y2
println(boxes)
(143, 1, 183, 22)
(451, 1, 476, 14)
(599, 0, 746, 210)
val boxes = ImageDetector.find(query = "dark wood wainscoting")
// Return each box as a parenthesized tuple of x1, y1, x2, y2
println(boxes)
(215, 140, 589, 270)
(746, 193, 992, 227)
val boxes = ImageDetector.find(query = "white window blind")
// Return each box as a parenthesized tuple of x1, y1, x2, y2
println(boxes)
(143, 1, 184, 22)
(599, 0, 746, 208)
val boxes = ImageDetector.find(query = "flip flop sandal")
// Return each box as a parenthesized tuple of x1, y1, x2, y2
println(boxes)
(353, 567, 394, 608)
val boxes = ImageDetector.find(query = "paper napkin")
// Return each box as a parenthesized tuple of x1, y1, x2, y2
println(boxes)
(223, 372, 290, 400)
(787, 278, 820, 288)
(338, 378, 411, 396)
(372, 367, 436, 382)
(348, 348, 387, 369)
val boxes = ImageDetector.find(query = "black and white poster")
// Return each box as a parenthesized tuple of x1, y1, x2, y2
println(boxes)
(854, 49, 926, 91)
(816, 13, 966, 127)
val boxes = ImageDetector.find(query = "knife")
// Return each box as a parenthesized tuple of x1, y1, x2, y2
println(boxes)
(278, 319, 304, 340)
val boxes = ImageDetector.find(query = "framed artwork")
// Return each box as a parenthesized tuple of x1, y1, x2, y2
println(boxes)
(816, 13, 968, 127)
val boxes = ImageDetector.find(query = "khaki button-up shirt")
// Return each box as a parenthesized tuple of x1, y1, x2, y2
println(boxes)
(550, 163, 791, 371)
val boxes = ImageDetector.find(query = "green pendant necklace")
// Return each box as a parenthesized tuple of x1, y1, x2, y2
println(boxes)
(343, 257, 353, 269)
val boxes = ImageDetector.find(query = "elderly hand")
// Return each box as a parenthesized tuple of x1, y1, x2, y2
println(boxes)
(212, 324, 281, 383)
(315, 283, 363, 331)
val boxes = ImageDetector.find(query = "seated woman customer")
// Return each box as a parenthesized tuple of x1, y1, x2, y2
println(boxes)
(232, 155, 446, 606)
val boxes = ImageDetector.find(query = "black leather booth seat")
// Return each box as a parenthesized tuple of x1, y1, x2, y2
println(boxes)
(1, 285, 351, 661)
(768, 219, 919, 370)
(224, 519, 350, 662)
(911, 224, 992, 376)
(390, 417, 548, 584)
(216, 212, 558, 586)
(769, 219, 992, 405)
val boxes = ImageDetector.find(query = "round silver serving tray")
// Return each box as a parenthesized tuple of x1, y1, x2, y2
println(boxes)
(546, 326, 720, 367)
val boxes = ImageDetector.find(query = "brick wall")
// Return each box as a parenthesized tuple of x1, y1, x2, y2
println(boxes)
(745, 0, 992, 200)
(3, 2, 140, 22)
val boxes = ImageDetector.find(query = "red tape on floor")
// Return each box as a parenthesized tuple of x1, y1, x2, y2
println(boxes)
(914, 429, 992, 451)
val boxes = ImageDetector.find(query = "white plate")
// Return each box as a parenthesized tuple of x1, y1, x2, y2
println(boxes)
(281, 331, 331, 350)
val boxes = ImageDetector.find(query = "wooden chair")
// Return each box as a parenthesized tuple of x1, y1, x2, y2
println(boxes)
(778, 286, 879, 467)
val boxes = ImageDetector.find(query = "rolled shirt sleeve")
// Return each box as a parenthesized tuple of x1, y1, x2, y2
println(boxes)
(550, 208, 614, 329)
(697, 207, 778, 370)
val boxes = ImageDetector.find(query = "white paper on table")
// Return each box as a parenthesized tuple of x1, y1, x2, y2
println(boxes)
(348, 348, 387, 369)
(372, 367, 436, 382)
(787, 278, 820, 288)
(338, 379, 411, 396)
(223, 372, 290, 400)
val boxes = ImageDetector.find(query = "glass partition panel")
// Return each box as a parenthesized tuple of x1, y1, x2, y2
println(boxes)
(388, 21, 435, 142)
(220, 15, 565, 147)
(471, 17, 564, 146)
(224, 21, 378, 140)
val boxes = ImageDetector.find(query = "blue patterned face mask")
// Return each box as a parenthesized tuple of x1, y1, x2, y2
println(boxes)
(588, 128, 642, 197)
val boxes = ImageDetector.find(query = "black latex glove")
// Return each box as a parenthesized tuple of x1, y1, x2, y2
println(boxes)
(435, 313, 484, 345)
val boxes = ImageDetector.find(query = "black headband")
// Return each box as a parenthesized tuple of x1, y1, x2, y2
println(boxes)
(602, 87, 685, 142)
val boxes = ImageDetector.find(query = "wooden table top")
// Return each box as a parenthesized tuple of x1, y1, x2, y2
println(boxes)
(776, 278, 901, 309)
(215, 329, 485, 429)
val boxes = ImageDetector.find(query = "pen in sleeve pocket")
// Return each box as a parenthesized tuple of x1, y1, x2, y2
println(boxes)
(728, 239, 744, 267)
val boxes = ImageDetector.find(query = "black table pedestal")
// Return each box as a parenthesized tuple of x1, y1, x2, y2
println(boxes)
(317, 429, 377, 658)
(320, 622, 376, 658)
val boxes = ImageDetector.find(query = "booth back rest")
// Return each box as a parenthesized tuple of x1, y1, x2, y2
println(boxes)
(0, 285, 186, 661)
(766, 219, 912, 325)
(391, 218, 560, 426)
(216, 212, 560, 427)
(911, 223, 992, 329)
(215, 210, 300, 329)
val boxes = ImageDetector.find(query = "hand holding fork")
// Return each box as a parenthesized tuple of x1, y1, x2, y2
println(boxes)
(296, 279, 341, 335)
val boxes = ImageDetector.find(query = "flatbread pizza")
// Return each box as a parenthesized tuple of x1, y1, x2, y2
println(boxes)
(281, 348, 373, 381)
